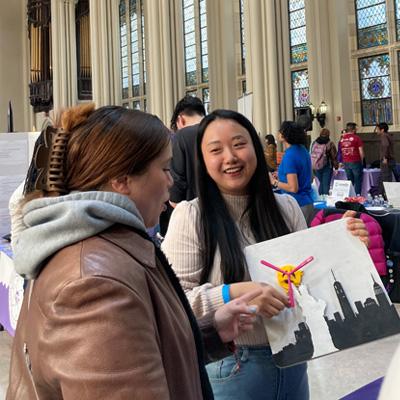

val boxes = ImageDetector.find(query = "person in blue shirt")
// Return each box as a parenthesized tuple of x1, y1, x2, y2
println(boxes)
(270, 121, 314, 224)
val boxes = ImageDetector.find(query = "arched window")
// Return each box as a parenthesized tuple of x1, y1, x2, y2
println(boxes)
(182, 0, 209, 112)
(288, 0, 307, 64)
(237, 0, 246, 96)
(119, 0, 146, 110)
(288, 0, 309, 118)
(395, 0, 400, 40)
(291, 69, 310, 111)
(355, 0, 387, 49)
(358, 54, 392, 125)
(28, 0, 52, 113)
(352, 1, 394, 126)
(75, 0, 92, 100)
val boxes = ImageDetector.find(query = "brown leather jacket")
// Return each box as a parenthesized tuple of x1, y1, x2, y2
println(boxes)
(7, 225, 218, 399)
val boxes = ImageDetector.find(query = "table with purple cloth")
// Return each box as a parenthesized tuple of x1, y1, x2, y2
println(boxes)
(0, 239, 24, 336)
(315, 168, 381, 198)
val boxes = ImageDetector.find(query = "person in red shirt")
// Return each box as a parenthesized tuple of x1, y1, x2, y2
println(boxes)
(338, 122, 364, 195)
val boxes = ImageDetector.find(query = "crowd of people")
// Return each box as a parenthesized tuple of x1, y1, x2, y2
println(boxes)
(7, 95, 398, 400)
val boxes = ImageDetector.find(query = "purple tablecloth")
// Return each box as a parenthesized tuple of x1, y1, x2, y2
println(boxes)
(335, 168, 381, 198)
(0, 240, 24, 336)
(315, 169, 381, 198)
(340, 377, 383, 400)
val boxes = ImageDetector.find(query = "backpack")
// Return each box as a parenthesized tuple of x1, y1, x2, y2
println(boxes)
(311, 142, 328, 170)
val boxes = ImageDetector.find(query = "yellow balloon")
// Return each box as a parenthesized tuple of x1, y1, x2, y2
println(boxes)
(276, 265, 304, 291)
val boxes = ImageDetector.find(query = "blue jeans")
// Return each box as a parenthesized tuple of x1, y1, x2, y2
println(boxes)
(315, 164, 333, 195)
(344, 162, 363, 195)
(206, 346, 309, 400)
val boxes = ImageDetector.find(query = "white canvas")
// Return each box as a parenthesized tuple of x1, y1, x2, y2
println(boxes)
(244, 219, 400, 368)
(383, 182, 400, 208)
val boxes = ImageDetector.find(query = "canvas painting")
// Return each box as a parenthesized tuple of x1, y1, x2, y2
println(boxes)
(244, 219, 400, 368)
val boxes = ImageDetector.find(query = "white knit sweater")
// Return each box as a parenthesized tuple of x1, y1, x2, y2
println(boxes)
(162, 193, 307, 346)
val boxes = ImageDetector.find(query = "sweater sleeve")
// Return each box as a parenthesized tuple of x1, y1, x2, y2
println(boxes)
(275, 194, 307, 232)
(161, 201, 225, 318)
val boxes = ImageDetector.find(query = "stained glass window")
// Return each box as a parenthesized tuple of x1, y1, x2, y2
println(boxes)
(119, 0, 146, 110)
(358, 54, 392, 125)
(355, 0, 387, 49)
(291, 69, 310, 109)
(288, 0, 307, 64)
(396, 0, 400, 41)
(182, 0, 209, 108)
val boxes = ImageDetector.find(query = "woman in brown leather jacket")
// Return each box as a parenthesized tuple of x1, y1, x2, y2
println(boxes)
(7, 104, 260, 400)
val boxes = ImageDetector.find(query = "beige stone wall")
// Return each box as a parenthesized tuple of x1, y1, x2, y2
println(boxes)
(0, 0, 30, 132)
(1, 0, 399, 138)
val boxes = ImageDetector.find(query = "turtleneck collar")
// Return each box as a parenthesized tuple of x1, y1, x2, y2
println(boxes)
(221, 192, 250, 222)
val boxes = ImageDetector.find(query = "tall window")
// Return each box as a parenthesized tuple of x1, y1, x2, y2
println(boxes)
(358, 54, 392, 125)
(182, 0, 209, 112)
(291, 69, 310, 112)
(288, 0, 309, 118)
(237, 0, 246, 96)
(288, 0, 307, 64)
(28, 0, 52, 113)
(119, 0, 146, 110)
(355, 0, 387, 49)
(75, 0, 92, 100)
(396, 0, 400, 40)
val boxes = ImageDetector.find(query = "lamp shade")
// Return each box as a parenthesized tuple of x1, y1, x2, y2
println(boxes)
(318, 101, 327, 114)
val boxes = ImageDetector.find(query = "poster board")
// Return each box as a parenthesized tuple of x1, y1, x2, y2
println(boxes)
(0, 132, 40, 238)
(383, 182, 400, 208)
(244, 219, 400, 368)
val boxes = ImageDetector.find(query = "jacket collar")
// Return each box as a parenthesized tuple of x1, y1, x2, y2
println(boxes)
(99, 225, 157, 269)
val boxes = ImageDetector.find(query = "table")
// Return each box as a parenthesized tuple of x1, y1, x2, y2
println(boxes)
(0, 239, 24, 336)
(335, 168, 381, 198)
(315, 168, 381, 199)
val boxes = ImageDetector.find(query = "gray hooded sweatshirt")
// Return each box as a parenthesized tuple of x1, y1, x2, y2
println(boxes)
(14, 191, 146, 279)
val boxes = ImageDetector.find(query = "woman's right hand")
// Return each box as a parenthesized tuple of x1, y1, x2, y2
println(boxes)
(230, 282, 289, 319)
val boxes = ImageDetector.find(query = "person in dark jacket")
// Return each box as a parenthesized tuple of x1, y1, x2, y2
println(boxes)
(169, 95, 206, 205)
(7, 104, 260, 400)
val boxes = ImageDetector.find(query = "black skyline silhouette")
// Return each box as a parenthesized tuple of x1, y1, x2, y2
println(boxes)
(273, 272, 400, 367)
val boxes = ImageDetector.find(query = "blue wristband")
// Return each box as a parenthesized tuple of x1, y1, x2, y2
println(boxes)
(222, 284, 231, 304)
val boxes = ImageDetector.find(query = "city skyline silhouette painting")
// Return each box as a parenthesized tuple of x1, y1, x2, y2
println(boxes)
(244, 219, 400, 368)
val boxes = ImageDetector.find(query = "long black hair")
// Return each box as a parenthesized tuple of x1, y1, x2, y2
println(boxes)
(196, 109, 290, 284)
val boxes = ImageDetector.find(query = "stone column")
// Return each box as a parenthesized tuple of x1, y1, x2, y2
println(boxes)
(51, 0, 78, 110)
(306, 0, 353, 141)
(244, 0, 288, 135)
(144, 0, 183, 125)
(206, 0, 237, 110)
(90, 0, 121, 106)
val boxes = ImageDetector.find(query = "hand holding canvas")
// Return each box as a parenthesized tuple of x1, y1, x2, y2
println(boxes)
(342, 210, 370, 248)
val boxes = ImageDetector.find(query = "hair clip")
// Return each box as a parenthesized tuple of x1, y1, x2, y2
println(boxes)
(33, 125, 69, 194)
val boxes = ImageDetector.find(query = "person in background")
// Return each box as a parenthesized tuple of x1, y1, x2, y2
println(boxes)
(264, 134, 277, 171)
(169, 95, 206, 205)
(310, 128, 338, 196)
(159, 95, 206, 236)
(338, 122, 364, 196)
(7, 105, 261, 400)
(270, 121, 314, 225)
(375, 122, 400, 196)
(162, 109, 369, 400)
(336, 129, 346, 164)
